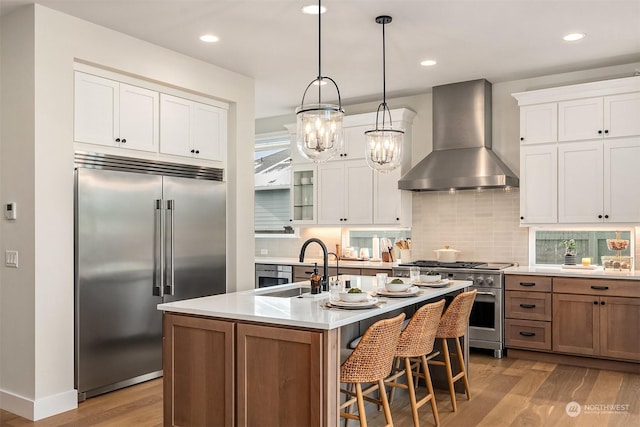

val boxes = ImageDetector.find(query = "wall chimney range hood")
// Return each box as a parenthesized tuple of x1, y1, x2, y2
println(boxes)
(398, 79, 519, 191)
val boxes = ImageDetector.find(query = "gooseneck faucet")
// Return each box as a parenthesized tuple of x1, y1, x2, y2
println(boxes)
(299, 238, 329, 292)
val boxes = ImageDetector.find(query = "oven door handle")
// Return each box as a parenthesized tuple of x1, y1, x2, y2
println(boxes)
(475, 291, 496, 296)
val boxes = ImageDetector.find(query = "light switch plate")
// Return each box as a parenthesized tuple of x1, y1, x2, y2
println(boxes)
(5, 250, 18, 268)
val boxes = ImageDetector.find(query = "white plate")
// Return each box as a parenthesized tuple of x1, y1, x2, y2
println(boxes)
(377, 286, 420, 297)
(415, 278, 450, 288)
(329, 297, 379, 309)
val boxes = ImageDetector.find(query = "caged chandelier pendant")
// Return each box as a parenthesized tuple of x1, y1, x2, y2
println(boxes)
(365, 15, 404, 173)
(295, 0, 345, 163)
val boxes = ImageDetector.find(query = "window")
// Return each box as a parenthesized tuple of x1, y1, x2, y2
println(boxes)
(532, 229, 633, 266)
(255, 134, 294, 235)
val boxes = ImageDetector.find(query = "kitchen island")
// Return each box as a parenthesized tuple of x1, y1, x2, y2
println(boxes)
(158, 277, 470, 427)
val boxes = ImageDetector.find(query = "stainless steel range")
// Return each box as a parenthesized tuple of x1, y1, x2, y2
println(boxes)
(393, 260, 513, 358)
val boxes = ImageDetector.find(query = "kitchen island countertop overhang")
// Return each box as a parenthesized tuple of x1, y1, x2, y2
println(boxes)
(157, 276, 472, 330)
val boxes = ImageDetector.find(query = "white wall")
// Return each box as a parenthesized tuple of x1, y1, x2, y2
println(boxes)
(255, 62, 640, 264)
(0, 4, 255, 420)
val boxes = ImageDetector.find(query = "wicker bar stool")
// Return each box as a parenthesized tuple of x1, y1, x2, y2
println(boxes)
(340, 312, 406, 427)
(385, 299, 446, 427)
(428, 289, 477, 412)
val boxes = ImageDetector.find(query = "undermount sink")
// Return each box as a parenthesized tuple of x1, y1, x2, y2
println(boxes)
(258, 286, 311, 298)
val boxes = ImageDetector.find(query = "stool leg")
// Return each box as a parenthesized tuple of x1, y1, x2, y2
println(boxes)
(441, 338, 457, 412)
(455, 337, 471, 400)
(378, 379, 393, 427)
(421, 354, 440, 427)
(355, 383, 368, 427)
(388, 356, 402, 404)
(404, 357, 420, 427)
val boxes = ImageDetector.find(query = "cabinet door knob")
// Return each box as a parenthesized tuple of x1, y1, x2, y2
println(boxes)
(191, 149, 195, 153)
(598, 214, 603, 219)
(115, 138, 121, 142)
(121, 138, 126, 143)
(604, 214, 609, 219)
(520, 137, 524, 141)
(604, 129, 609, 134)
(600, 301, 605, 305)
(520, 216, 524, 220)
(594, 301, 598, 305)
(195, 150, 200, 154)
(598, 130, 603, 134)
(396, 217, 400, 221)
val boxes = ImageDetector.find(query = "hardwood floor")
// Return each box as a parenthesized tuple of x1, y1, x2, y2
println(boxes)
(1, 351, 638, 427)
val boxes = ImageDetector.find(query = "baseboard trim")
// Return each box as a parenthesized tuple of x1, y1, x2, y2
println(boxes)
(0, 388, 77, 421)
(507, 349, 640, 373)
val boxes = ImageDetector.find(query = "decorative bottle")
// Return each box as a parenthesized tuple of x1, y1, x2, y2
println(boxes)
(310, 263, 321, 294)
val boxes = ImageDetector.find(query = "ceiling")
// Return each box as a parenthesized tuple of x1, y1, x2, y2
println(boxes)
(2, 1, 640, 118)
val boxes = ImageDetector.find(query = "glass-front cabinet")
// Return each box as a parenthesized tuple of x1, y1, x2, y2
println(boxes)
(291, 164, 317, 225)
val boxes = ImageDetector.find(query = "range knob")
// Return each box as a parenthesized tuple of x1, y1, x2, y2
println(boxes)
(474, 276, 484, 286)
(484, 277, 494, 286)
(466, 276, 474, 283)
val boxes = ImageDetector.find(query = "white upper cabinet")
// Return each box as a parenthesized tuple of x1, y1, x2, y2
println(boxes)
(605, 92, 640, 138)
(160, 94, 227, 162)
(317, 161, 373, 225)
(75, 72, 158, 152)
(513, 76, 640, 225)
(338, 125, 369, 160)
(604, 138, 640, 223)
(373, 167, 411, 226)
(558, 141, 604, 223)
(558, 97, 604, 142)
(519, 144, 558, 224)
(559, 92, 640, 142)
(519, 103, 557, 145)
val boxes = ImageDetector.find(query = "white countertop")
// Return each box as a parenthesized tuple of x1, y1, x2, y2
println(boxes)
(255, 256, 398, 270)
(506, 265, 640, 280)
(158, 276, 470, 330)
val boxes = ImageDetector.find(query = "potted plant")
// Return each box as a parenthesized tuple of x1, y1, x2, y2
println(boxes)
(560, 239, 577, 265)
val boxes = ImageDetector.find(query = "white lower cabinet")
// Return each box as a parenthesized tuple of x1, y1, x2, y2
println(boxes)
(317, 161, 373, 225)
(519, 144, 557, 224)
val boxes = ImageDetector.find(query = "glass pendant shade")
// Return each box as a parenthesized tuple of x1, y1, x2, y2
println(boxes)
(296, 99, 344, 162)
(365, 122, 404, 173)
(295, 0, 344, 163)
(366, 15, 404, 173)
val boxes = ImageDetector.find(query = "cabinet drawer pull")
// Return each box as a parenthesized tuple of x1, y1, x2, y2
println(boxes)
(519, 282, 536, 287)
(519, 331, 536, 337)
(519, 303, 536, 309)
(590, 285, 609, 290)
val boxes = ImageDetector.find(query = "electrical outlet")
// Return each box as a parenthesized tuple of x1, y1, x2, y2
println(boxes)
(260, 249, 268, 255)
(5, 250, 18, 268)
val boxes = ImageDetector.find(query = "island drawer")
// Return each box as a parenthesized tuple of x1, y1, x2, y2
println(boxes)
(505, 291, 551, 321)
(505, 275, 552, 292)
(553, 278, 640, 298)
(505, 319, 551, 351)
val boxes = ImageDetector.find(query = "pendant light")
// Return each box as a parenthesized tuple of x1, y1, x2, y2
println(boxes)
(295, 0, 345, 163)
(365, 15, 404, 173)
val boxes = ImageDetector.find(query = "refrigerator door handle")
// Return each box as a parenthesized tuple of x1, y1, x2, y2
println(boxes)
(153, 199, 164, 297)
(164, 199, 175, 295)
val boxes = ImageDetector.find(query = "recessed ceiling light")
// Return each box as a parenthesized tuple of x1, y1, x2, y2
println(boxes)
(420, 59, 437, 67)
(302, 5, 326, 14)
(200, 34, 219, 43)
(563, 33, 585, 41)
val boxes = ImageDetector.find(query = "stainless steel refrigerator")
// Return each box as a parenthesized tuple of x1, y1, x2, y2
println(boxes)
(74, 152, 226, 400)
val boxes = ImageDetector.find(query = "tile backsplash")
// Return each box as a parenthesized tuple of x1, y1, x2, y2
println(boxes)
(410, 188, 529, 265)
